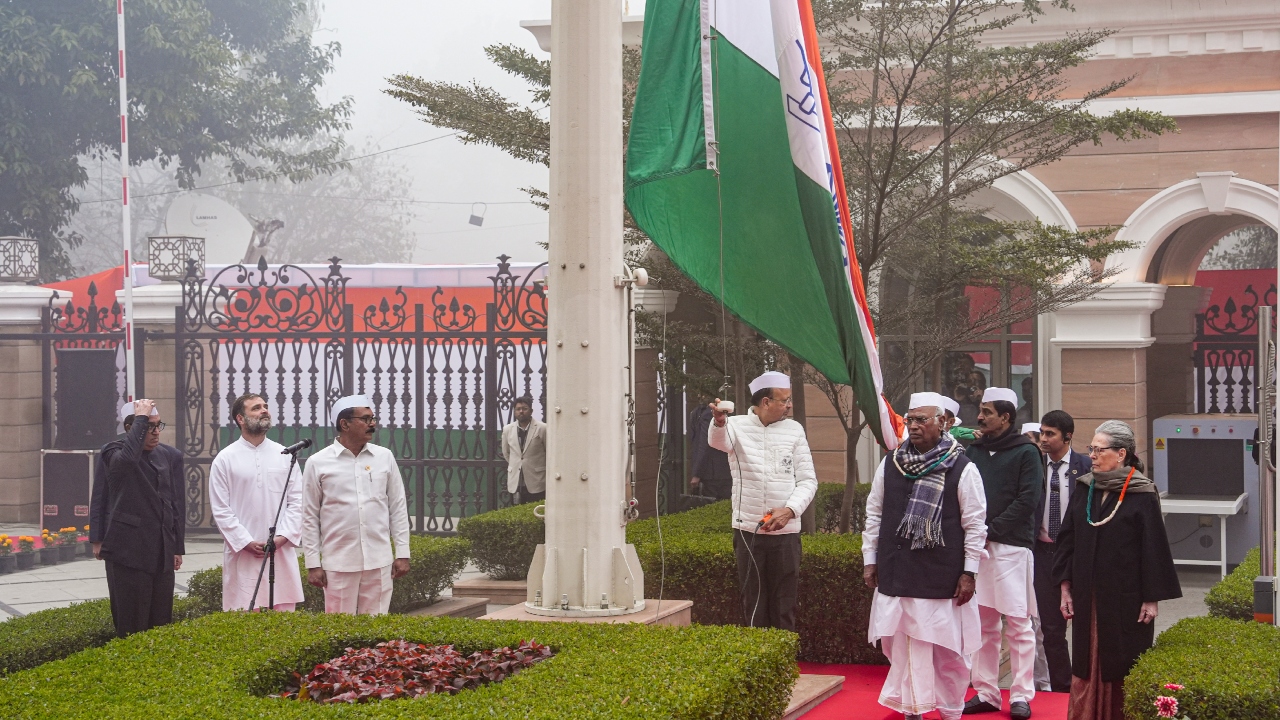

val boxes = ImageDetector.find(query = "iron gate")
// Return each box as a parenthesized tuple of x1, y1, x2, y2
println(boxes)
(1194, 283, 1277, 414)
(159, 255, 547, 534)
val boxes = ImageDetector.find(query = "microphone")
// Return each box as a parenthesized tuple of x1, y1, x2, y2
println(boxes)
(280, 438, 313, 455)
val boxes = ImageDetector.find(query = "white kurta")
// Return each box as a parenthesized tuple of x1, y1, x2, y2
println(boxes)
(863, 457, 988, 657)
(209, 436, 305, 610)
(301, 440, 410, 573)
(975, 541, 1038, 618)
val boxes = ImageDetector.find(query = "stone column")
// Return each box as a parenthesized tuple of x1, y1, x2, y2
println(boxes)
(1050, 283, 1167, 456)
(0, 285, 66, 523)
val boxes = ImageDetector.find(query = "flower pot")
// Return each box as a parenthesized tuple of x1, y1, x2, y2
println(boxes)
(39, 547, 59, 565)
(0, 555, 15, 574)
(58, 544, 77, 563)
(15, 552, 34, 570)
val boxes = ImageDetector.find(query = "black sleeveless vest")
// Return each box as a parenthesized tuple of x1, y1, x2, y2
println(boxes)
(876, 454, 969, 599)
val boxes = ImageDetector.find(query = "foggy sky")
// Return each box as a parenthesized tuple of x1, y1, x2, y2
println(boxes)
(313, 0, 562, 266)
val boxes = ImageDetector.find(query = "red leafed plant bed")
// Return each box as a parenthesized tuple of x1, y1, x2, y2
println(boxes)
(276, 639, 553, 703)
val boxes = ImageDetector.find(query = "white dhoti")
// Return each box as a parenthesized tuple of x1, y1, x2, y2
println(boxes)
(972, 541, 1038, 706)
(324, 565, 393, 615)
(869, 591, 981, 719)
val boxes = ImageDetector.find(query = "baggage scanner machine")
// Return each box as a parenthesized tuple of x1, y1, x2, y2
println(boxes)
(1152, 414, 1257, 577)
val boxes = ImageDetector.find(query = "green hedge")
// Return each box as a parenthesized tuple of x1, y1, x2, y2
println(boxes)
(0, 609, 798, 719)
(1205, 546, 1261, 621)
(628, 500, 881, 664)
(458, 481, 872, 581)
(456, 503, 544, 580)
(812, 481, 871, 534)
(0, 596, 203, 677)
(185, 534, 471, 614)
(1125, 615, 1280, 720)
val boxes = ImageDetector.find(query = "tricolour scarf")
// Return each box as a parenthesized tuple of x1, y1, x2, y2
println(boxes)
(892, 432, 964, 550)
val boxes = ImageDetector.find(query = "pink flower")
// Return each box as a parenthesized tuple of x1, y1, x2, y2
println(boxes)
(1154, 695, 1179, 718)
(1163, 683, 1184, 691)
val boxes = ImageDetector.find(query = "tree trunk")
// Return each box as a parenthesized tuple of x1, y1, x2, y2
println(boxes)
(838, 420, 867, 533)
(789, 353, 816, 534)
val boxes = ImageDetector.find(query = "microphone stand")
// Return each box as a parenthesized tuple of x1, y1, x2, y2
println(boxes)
(248, 446, 303, 612)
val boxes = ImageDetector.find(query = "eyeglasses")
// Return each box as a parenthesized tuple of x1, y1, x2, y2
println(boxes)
(146, 422, 166, 433)
(350, 415, 378, 425)
(1086, 445, 1120, 456)
(903, 415, 939, 426)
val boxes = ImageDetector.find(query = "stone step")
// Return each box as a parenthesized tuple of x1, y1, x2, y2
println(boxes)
(784, 674, 845, 720)
(404, 596, 490, 619)
(480, 598, 693, 626)
(451, 577, 528, 605)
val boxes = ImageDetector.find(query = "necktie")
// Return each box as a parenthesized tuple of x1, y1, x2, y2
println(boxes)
(1048, 461, 1063, 541)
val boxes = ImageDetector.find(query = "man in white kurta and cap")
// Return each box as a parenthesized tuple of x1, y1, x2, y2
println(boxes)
(864, 392, 987, 720)
(209, 393, 305, 611)
(301, 395, 411, 615)
(963, 387, 1043, 720)
(708, 370, 817, 631)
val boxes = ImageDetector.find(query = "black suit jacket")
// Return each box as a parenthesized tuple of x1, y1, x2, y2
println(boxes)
(88, 438, 124, 543)
(1036, 450, 1091, 540)
(98, 420, 186, 571)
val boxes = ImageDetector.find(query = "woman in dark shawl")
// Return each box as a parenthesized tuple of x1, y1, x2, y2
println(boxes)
(1052, 419, 1181, 720)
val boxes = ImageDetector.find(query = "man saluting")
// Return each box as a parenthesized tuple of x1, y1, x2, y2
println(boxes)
(301, 395, 411, 615)
(865, 392, 987, 720)
(209, 393, 304, 611)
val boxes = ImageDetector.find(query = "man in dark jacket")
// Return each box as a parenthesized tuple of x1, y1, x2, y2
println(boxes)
(89, 416, 131, 559)
(1032, 410, 1091, 692)
(964, 388, 1043, 720)
(688, 403, 732, 500)
(98, 399, 186, 637)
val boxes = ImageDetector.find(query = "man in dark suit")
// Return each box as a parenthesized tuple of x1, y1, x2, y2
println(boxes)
(98, 399, 186, 637)
(89, 413, 132, 560)
(1033, 410, 1090, 692)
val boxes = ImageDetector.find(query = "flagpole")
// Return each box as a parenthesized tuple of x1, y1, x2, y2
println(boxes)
(117, 0, 136, 401)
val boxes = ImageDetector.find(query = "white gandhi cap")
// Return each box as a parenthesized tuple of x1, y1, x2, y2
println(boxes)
(939, 396, 960, 417)
(331, 394, 373, 418)
(981, 387, 1018, 405)
(120, 401, 159, 421)
(907, 392, 946, 412)
(1021, 423, 1041, 435)
(748, 371, 791, 395)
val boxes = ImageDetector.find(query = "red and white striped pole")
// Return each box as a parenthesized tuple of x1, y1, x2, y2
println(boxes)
(117, 0, 136, 401)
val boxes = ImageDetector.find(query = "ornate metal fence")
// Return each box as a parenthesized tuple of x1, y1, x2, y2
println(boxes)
(160, 255, 547, 534)
(1194, 283, 1277, 414)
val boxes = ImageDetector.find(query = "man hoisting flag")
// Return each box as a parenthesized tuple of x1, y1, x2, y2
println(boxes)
(626, 0, 902, 448)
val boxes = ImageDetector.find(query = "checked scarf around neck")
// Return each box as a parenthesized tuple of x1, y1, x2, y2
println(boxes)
(892, 432, 964, 550)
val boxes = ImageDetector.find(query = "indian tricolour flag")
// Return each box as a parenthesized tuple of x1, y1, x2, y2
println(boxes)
(625, 0, 903, 448)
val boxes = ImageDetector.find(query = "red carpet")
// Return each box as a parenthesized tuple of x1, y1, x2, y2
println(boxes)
(798, 664, 1070, 720)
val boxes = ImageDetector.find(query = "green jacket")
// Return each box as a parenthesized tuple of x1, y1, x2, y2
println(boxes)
(965, 434, 1043, 548)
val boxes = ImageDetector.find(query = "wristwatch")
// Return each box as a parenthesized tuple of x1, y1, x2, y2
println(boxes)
(962, 571, 976, 579)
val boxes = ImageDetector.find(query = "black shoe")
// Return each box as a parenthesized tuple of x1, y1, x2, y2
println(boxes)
(963, 696, 1001, 714)
(1010, 700, 1032, 719)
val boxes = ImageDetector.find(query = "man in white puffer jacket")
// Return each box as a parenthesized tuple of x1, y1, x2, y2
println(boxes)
(708, 370, 818, 631)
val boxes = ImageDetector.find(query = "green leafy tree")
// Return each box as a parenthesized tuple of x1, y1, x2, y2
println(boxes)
(811, 0, 1176, 530)
(0, 0, 350, 279)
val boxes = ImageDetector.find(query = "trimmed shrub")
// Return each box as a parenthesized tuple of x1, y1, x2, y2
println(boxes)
(0, 596, 202, 677)
(457, 503, 544, 579)
(813, 480, 871, 534)
(1205, 546, 1260, 621)
(628, 500, 881, 664)
(185, 534, 471, 614)
(0, 608, 799, 719)
(1125, 615, 1280, 720)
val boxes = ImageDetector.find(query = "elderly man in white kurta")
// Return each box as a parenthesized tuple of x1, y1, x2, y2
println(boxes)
(301, 395, 411, 615)
(209, 393, 305, 611)
(864, 393, 987, 720)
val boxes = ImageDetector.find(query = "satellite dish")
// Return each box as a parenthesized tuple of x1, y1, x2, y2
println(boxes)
(164, 193, 255, 265)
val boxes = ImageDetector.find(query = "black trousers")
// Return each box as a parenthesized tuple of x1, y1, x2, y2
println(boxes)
(105, 559, 175, 638)
(733, 530, 801, 631)
(699, 477, 732, 501)
(1033, 540, 1072, 692)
